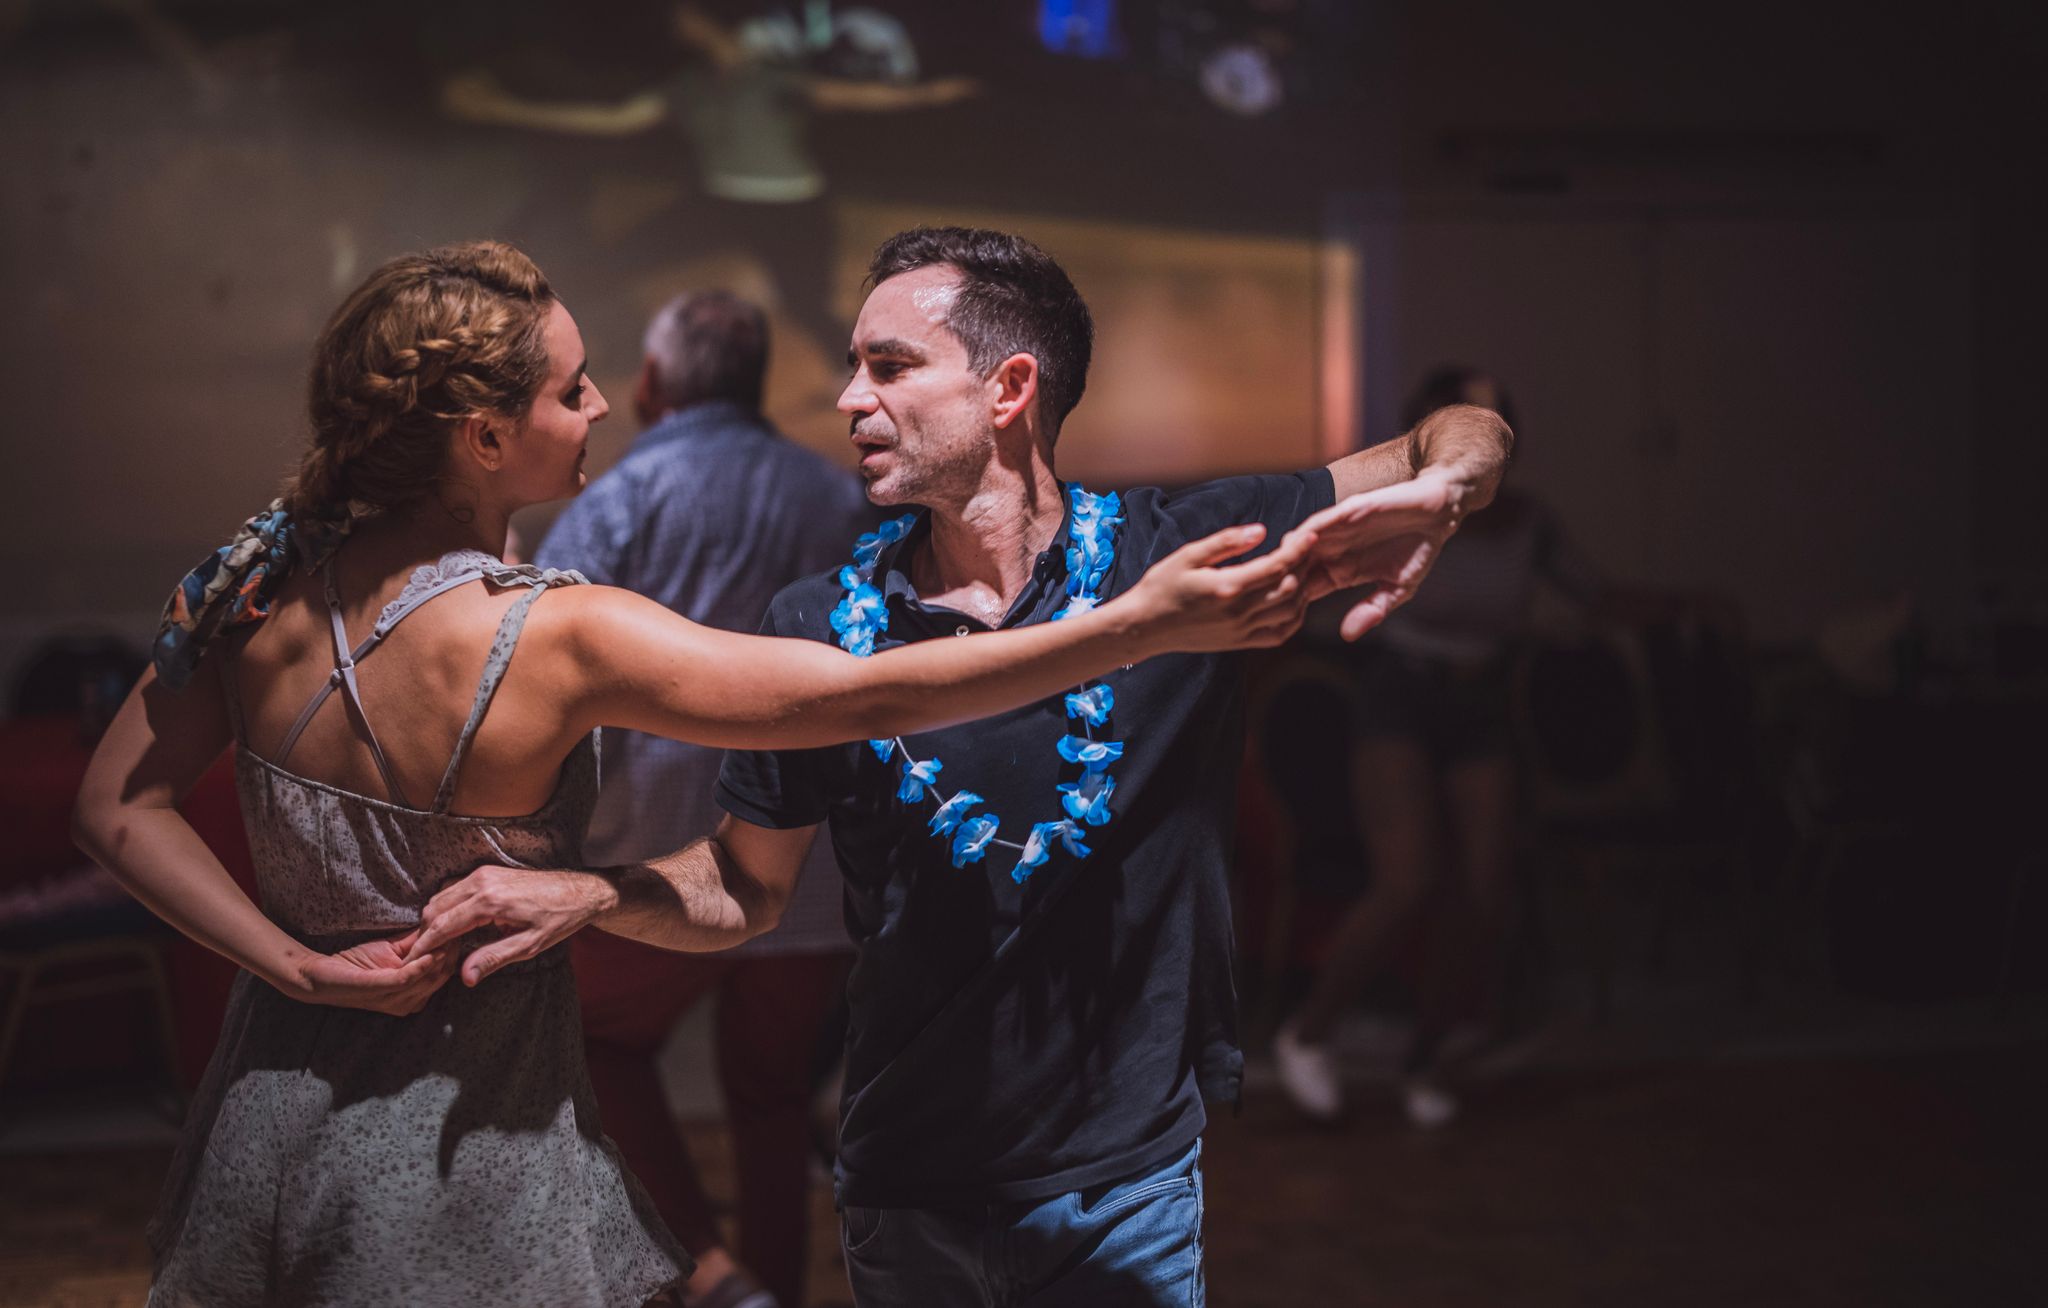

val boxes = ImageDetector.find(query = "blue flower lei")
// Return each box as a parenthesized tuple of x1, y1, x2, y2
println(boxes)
(830, 484, 1125, 883)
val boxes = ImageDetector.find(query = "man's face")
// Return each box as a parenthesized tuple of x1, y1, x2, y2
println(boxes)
(838, 265, 995, 507)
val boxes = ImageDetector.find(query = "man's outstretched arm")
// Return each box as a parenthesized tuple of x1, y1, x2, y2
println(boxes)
(407, 816, 817, 986)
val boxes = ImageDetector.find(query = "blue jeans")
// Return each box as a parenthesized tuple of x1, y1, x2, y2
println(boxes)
(840, 1139, 1206, 1307)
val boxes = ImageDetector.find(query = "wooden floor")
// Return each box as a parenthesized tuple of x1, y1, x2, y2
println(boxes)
(3, 1045, 2041, 1307)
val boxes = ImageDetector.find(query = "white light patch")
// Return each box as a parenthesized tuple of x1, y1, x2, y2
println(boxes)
(911, 281, 959, 323)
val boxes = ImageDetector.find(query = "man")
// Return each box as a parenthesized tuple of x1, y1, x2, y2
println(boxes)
(426, 227, 1509, 1304)
(534, 291, 870, 1308)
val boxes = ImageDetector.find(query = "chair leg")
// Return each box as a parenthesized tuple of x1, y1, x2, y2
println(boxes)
(1580, 850, 1618, 1024)
(1733, 820, 1774, 1007)
(1811, 831, 1847, 989)
(1498, 848, 1545, 1039)
(1996, 858, 2037, 1015)
(1255, 875, 1300, 1043)
(0, 959, 43, 1100)
(1646, 850, 1688, 980)
(138, 944, 186, 1114)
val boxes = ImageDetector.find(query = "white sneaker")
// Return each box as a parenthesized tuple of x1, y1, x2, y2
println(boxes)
(1402, 1076, 1460, 1130)
(1273, 1022, 1343, 1121)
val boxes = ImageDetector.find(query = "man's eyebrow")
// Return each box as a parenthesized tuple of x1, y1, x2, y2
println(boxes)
(849, 338, 927, 366)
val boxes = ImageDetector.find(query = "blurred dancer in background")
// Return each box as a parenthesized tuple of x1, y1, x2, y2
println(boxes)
(441, 3, 976, 364)
(1275, 366, 1601, 1129)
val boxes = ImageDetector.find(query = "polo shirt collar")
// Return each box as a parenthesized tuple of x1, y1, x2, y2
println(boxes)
(627, 399, 762, 456)
(870, 483, 1080, 632)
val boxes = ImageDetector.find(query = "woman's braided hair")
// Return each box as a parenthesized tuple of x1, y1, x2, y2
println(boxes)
(285, 240, 557, 519)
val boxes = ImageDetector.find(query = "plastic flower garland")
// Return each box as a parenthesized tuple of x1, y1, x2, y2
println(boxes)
(831, 485, 1125, 883)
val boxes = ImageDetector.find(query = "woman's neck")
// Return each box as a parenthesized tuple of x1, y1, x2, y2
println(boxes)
(341, 494, 511, 581)
(392, 493, 510, 559)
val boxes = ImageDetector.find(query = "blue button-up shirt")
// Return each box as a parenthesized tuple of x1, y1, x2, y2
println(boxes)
(537, 400, 873, 955)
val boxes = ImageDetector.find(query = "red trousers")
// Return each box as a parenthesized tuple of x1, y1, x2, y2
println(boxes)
(574, 931, 847, 1308)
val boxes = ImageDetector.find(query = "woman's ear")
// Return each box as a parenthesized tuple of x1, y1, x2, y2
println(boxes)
(455, 413, 505, 473)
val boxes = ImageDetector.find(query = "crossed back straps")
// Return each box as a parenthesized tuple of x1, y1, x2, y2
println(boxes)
(268, 558, 552, 813)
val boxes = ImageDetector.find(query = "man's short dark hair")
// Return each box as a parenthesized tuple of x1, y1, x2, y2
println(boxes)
(866, 227, 1094, 441)
(643, 290, 769, 412)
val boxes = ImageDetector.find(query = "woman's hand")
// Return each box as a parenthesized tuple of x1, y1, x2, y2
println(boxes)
(285, 929, 459, 1016)
(1119, 523, 1317, 657)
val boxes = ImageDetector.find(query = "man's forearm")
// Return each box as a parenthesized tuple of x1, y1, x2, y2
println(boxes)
(1407, 404, 1513, 508)
(595, 835, 787, 953)
(1330, 403, 1513, 504)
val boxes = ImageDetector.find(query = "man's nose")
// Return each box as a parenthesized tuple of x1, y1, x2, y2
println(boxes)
(838, 367, 875, 415)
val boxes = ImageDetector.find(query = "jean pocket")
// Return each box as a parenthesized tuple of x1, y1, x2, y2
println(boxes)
(842, 1204, 890, 1257)
(1093, 1174, 1195, 1220)
(1082, 1139, 1203, 1221)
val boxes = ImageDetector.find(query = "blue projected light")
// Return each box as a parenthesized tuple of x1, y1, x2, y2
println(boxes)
(1039, 0, 1122, 59)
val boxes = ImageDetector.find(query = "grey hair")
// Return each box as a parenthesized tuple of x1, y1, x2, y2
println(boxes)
(641, 290, 770, 413)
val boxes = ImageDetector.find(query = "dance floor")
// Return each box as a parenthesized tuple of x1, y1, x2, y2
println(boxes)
(1, 1041, 2039, 1307)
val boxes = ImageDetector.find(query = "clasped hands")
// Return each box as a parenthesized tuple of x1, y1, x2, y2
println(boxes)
(284, 866, 619, 1013)
(1282, 463, 1473, 641)
(298, 469, 1470, 1005)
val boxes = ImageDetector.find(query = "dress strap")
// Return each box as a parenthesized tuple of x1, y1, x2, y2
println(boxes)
(430, 583, 551, 815)
(271, 564, 350, 768)
(272, 555, 498, 775)
(321, 562, 414, 808)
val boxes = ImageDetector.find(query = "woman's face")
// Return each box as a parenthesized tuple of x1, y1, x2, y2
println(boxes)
(501, 300, 608, 506)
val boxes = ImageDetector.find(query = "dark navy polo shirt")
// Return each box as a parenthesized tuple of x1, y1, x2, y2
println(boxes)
(715, 469, 1335, 1207)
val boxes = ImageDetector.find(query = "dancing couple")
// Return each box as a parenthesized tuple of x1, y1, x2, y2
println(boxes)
(77, 228, 1509, 1306)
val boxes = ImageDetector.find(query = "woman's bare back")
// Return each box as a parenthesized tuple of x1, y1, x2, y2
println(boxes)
(231, 542, 584, 818)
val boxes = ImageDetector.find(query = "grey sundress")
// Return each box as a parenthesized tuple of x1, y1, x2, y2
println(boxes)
(146, 549, 690, 1308)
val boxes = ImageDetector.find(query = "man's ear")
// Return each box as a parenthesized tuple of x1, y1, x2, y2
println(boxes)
(989, 352, 1041, 433)
(634, 356, 664, 425)
(455, 412, 505, 473)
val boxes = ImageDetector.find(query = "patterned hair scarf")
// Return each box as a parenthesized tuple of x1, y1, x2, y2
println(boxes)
(152, 499, 353, 691)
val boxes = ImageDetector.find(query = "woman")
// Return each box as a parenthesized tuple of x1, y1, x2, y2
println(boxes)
(73, 241, 1311, 1307)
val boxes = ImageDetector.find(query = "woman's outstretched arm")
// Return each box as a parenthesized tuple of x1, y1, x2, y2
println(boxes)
(73, 657, 459, 1012)
(536, 521, 1315, 753)
(407, 524, 1315, 977)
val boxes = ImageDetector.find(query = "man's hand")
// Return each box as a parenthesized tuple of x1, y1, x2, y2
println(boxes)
(405, 865, 619, 988)
(1284, 467, 1471, 641)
